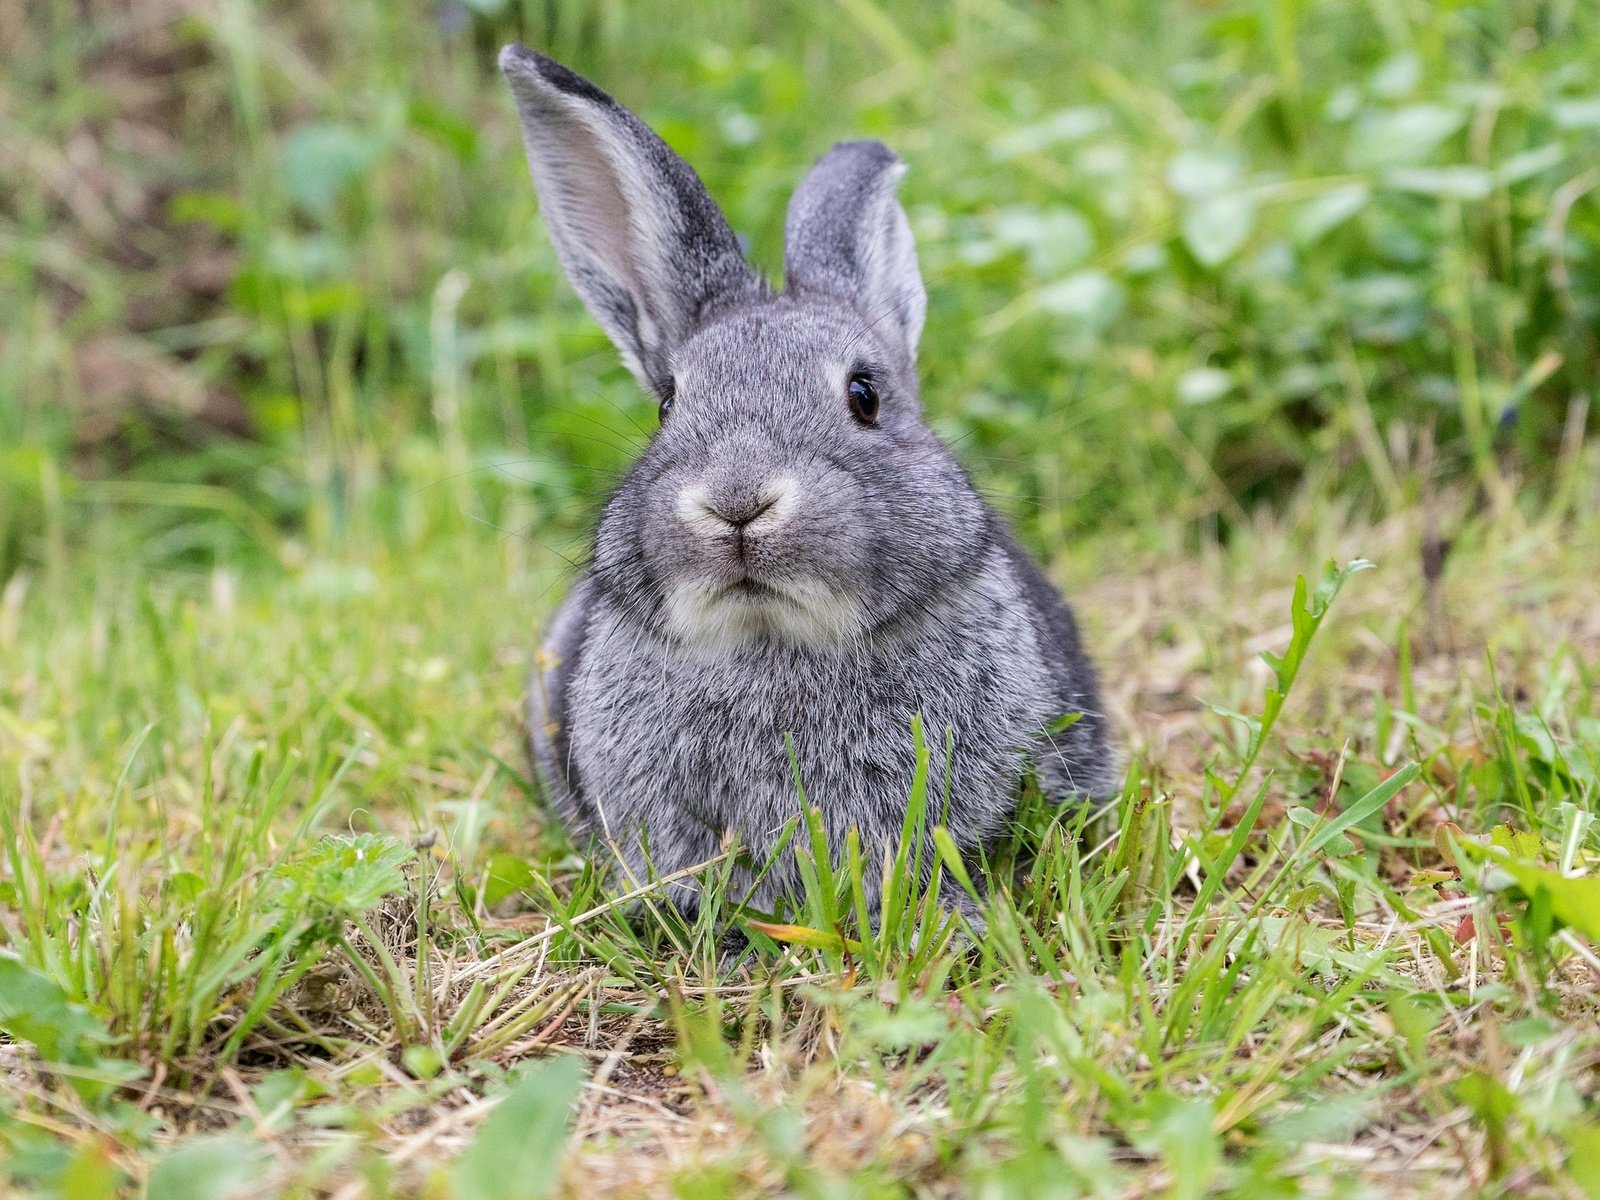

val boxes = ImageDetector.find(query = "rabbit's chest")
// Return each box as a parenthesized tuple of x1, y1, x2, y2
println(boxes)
(575, 639, 914, 781)
(567, 605, 1053, 827)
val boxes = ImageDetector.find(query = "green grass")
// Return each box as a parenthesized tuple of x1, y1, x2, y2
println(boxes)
(5, 0, 1598, 554)
(2, 493, 1598, 1197)
(3, 0, 1600, 1196)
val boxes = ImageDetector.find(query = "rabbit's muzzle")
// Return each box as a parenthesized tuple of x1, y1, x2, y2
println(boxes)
(661, 469, 865, 650)
(674, 472, 800, 564)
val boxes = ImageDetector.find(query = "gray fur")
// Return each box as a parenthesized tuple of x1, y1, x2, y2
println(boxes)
(499, 45, 763, 391)
(785, 141, 927, 363)
(504, 47, 1114, 919)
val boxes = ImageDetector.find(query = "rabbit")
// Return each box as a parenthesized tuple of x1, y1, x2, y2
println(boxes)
(501, 45, 1115, 924)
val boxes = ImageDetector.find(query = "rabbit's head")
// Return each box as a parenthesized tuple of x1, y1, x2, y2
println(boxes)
(502, 47, 990, 651)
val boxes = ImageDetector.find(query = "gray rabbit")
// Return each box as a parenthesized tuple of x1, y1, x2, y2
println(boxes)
(502, 46, 1114, 921)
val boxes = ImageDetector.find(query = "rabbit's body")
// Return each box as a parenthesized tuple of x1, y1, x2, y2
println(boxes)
(503, 48, 1113, 916)
(536, 506, 1105, 915)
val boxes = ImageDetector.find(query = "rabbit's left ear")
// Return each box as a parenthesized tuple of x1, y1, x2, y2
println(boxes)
(499, 45, 758, 393)
(783, 141, 926, 359)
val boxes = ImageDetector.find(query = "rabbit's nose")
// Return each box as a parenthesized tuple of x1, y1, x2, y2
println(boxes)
(676, 475, 800, 541)
(707, 494, 776, 528)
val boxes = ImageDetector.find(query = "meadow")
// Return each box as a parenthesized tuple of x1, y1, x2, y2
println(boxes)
(1, 0, 1598, 1196)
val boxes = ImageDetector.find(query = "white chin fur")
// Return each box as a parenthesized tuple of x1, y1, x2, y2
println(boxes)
(664, 577, 867, 651)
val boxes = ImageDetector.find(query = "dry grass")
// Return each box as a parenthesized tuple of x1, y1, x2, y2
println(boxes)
(4, 2, 1599, 1193)
(7, 484, 1596, 1197)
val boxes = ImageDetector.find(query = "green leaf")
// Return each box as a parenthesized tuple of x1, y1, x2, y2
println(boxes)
(482, 852, 537, 908)
(407, 98, 480, 161)
(1455, 1069, 1515, 1119)
(1260, 560, 1374, 694)
(1045, 711, 1085, 736)
(990, 106, 1109, 158)
(1167, 149, 1243, 198)
(402, 1044, 443, 1080)
(932, 826, 981, 903)
(1287, 807, 1355, 857)
(1284, 883, 1326, 911)
(1553, 96, 1600, 130)
(1495, 144, 1566, 186)
(1292, 183, 1370, 244)
(1478, 854, 1600, 944)
(1568, 1124, 1600, 1199)
(990, 205, 1095, 275)
(167, 190, 246, 233)
(1242, 917, 1397, 978)
(1177, 366, 1234, 405)
(1304, 763, 1420, 856)
(167, 871, 206, 906)
(453, 1056, 586, 1200)
(0, 953, 118, 1066)
(146, 1137, 269, 1200)
(1454, 1069, 1514, 1171)
(1368, 53, 1421, 99)
(1150, 1098, 1221, 1200)
(1487, 825, 1544, 860)
(249, 1069, 321, 1132)
(1349, 104, 1464, 169)
(1384, 166, 1493, 200)
(282, 122, 382, 215)
(851, 996, 950, 1050)
(267, 833, 410, 928)
(1182, 193, 1256, 267)
(1036, 270, 1124, 329)
(57, 1137, 122, 1200)
(0, 953, 142, 1103)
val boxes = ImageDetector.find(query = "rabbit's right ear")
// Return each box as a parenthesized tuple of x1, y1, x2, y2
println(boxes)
(499, 46, 758, 394)
(784, 141, 926, 362)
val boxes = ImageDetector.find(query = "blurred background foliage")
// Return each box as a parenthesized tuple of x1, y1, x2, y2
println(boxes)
(1, 0, 1597, 582)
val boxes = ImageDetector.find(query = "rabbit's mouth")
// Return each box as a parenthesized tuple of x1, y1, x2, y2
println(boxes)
(724, 576, 778, 599)
(662, 571, 868, 651)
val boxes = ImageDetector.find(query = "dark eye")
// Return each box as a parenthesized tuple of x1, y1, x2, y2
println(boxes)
(658, 377, 676, 422)
(847, 373, 879, 425)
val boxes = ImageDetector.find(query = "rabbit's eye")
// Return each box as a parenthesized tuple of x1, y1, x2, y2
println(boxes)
(658, 377, 676, 422)
(847, 374, 879, 425)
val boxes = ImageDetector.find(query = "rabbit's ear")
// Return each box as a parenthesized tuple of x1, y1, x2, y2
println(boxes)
(499, 45, 758, 392)
(783, 141, 926, 357)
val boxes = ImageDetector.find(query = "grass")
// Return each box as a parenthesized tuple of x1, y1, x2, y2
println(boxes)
(2, 0, 1600, 1196)
(5, 0, 1599, 553)
(3, 486, 1597, 1197)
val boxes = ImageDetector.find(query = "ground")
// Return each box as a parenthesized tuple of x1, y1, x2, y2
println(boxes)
(4, 0, 1600, 1196)
(2, 484, 1597, 1198)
